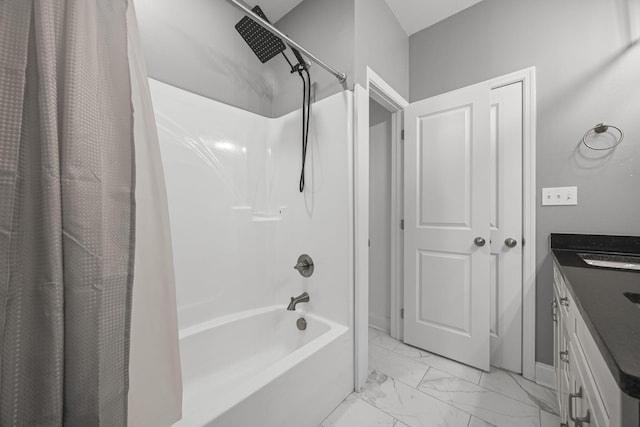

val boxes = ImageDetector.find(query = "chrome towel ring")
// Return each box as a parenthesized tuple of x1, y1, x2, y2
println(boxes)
(582, 123, 624, 150)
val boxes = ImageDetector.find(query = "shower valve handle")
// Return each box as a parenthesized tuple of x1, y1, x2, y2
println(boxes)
(294, 261, 309, 270)
(294, 254, 314, 277)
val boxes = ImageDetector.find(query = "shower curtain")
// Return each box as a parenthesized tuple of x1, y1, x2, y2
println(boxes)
(126, 2, 182, 426)
(0, 1, 181, 425)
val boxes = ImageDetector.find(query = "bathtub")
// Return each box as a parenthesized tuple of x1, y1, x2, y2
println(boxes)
(174, 306, 352, 427)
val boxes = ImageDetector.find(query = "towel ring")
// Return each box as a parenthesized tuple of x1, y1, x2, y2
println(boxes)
(582, 123, 624, 150)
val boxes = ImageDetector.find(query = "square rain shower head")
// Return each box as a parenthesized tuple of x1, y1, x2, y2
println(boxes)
(235, 5, 286, 64)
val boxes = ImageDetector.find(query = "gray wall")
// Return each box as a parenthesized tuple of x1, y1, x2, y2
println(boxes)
(135, 0, 273, 116)
(272, 0, 409, 116)
(271, 0, 355, 117)
(369, 99, 393, 331)
(136, 0, 408, 118)
(355, 0, 409, 100)
(409, 0, 640, 364)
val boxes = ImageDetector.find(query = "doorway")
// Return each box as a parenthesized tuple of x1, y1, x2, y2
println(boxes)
(354, 68, 408, 390)
(368, 99, 393, 334)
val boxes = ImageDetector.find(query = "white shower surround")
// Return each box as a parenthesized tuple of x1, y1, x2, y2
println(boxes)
(149, 79, 354, 426)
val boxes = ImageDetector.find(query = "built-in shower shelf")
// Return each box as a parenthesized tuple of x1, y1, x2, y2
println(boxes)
(251, 214, 282, 222)
(231, 206, 286, 222)
(251, 207, 286, 222)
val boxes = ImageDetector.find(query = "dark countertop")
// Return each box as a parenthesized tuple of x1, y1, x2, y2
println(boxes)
(551, 234, 640, 399)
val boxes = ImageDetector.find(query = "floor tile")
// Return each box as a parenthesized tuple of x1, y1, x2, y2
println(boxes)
(319, 393, 396, 427)
(369, 328, 400, 351)
(368, 344, 429, 388)
(468, 417, 496, 427)
(359, 370, 470, 427)
(418, 368, 540, 427)
(391, 342, 433, 363)
(369, 327, 384, 340)
(393, 343, 482, 384)
(479, 367, 559, 414)
(540, 410, 561, 427)
(336, 327, 552, 427)
(510, 373, 559, 414)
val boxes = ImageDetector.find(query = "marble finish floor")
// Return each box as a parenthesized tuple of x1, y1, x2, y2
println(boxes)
(319, 327, 560, 427)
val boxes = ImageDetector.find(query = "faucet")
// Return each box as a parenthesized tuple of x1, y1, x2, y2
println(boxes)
(287, 292, 310, 311)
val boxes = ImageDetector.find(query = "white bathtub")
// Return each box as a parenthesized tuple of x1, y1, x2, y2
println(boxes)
(174, 306, 352, 427)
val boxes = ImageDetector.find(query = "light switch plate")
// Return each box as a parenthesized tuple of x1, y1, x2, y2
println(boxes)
(542, 187, 578, 206)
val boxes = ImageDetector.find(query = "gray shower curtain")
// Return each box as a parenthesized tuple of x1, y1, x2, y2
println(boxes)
(0, 1, 135, 425)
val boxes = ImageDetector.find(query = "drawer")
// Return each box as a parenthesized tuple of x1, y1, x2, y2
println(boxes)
(553, 264, 564, 296)
(553, 265, 572, 310)
(554, 272, 578, 327)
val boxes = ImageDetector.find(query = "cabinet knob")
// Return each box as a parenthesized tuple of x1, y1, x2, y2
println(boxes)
(474, 237, 486, 247)
(560, 297, 569, 307)
(560, 350, 569, 363)
(505, 237, 517, 248)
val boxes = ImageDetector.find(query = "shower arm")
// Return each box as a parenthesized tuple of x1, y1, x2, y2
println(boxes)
(227, 0, 348, 85)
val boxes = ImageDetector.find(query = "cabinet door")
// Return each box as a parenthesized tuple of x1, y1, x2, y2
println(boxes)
(553, 279, 569, 425)
(553, 286, 560, 393)
(559, 315, 571, 425)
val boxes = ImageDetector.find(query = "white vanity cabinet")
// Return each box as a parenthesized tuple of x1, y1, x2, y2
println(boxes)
(553, 265, 581, 426)
(553, 262, 635, 427)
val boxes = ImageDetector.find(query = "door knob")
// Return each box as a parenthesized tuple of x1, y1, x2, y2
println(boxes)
(474, 237, 486, 247)
(505, 238, 517, 248)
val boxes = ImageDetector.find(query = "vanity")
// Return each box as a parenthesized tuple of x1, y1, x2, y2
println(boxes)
(551, 234, 640, 426)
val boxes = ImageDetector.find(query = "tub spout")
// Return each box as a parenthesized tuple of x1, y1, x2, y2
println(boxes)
(287, 292, 310, 311)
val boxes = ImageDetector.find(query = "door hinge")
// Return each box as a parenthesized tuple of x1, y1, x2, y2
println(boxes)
(400, 219, 404, 230)
(401, 129, 405, 140)
(400, 308, 404, 319)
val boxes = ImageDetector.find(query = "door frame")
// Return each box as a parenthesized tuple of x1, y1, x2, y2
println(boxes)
(369, 68, 409, 342)
(354, 67, 537, 387)
(354, 67, 408, 390)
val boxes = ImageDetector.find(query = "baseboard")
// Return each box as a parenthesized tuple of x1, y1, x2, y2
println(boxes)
(535, 362, 556, 390)
(368, 313, 390, 333)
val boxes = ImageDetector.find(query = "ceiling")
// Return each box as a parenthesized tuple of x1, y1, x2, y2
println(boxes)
(257, 0, 483, 36)
(383, 0, 483, 35)
(257, 0, 307, 23)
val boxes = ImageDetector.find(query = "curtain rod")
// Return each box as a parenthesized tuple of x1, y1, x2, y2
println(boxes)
(227, 0, 348, 84)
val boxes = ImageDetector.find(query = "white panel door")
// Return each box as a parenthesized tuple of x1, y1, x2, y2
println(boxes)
(404, 82, 491, 371)
(489, 82, 523, 372)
